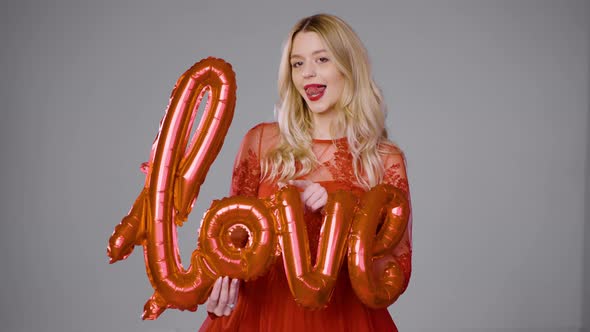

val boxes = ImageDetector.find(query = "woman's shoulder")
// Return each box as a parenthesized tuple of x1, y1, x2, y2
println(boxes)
(377, 139, 407, 171)
(248, 122, 279, 136)
(378, 139, 404, 157)
(241, 122, 280, 152)
(246, 122, 280, 138)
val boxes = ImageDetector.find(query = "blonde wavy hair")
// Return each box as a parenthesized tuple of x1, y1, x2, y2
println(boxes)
(262, 13, 389, 189)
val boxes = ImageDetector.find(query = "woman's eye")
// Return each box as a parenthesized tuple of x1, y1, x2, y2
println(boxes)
(291, 61, 303, 68)
(318, 57, 329, 63)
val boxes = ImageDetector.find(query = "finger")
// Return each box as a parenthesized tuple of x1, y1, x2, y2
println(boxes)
(303, 184, 325, 206)
(288, 179, 312, 189)
(228, 278, 239, 305)
(305, 190, 325, 211)
(301, 188, 318, 206)
(306, 183, 323, 198)
(214, 276, 230, 316)
(206, 277, 222, 312)
(303, 182, 323, 195)
(222, 279, 239, 316)
(310, 193, 328, 211)
(223, 305, 232, 316)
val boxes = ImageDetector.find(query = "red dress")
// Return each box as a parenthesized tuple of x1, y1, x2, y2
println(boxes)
(199, 122, 412, 332)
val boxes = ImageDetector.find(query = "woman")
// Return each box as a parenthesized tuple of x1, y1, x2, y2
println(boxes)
(199, 13, 412, 332)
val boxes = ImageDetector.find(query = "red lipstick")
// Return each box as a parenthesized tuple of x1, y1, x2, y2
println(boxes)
(304, 84, 326, 101)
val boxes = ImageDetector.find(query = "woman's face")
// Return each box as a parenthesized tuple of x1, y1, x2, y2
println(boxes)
(290, 31, 345, 119)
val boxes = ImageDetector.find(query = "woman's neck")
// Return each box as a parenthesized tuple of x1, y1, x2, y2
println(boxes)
(310, 111, 343, 140)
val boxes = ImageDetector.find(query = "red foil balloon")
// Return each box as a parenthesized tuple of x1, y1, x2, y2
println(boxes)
(107, 57, 237, 319)
(108, 58, 411, 319)
(198, 196, 278, 280)
(347, 184, 411, 308)
(107, 188, 148, 263)
(272, 186, 357, 309)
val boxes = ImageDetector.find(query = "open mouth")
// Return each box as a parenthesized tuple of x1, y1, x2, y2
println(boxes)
(304, 84, 326, 101)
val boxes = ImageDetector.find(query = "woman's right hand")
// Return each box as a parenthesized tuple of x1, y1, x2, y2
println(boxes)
(206, 276, 240, 317)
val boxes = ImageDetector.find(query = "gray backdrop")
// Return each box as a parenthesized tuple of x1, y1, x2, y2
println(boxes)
(1, 0, 588, 331)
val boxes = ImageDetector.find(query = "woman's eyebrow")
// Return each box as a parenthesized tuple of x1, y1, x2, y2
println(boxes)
(290, 49, 328, 59)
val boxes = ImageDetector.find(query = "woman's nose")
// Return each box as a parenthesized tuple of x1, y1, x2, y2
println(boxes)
(302, 65, 316, 78)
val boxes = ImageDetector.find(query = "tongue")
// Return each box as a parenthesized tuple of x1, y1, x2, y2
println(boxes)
(306, 86, 325, 95)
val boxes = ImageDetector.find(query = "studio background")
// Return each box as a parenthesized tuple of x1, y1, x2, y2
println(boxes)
(1, 0, 588, 331)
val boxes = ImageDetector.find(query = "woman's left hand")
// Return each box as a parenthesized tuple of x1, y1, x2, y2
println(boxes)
(206, 276, 240, 317)
(288, 180, 328, 212)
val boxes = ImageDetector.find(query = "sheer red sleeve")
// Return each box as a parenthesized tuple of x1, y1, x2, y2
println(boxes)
(382, 146, 412, 295)
(229, 124, 264, 197)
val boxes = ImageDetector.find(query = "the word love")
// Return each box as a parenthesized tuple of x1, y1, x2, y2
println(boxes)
(106, 58, 410, 320)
